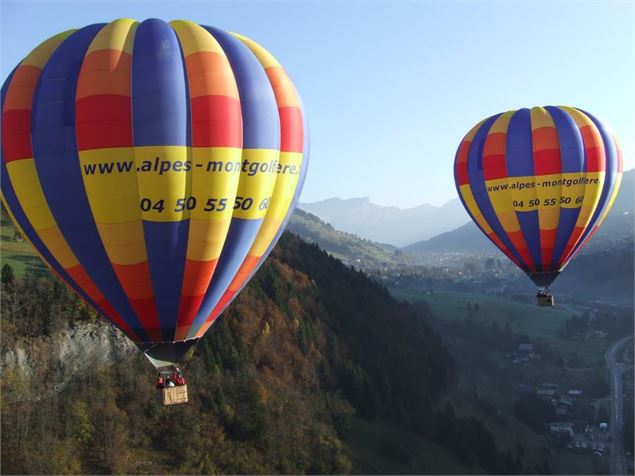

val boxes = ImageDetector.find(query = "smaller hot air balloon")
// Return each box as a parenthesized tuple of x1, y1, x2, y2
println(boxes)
(454, 106, 622, 306)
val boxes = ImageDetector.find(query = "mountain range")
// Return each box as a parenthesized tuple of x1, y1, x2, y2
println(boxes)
(299, 197, 468, 247)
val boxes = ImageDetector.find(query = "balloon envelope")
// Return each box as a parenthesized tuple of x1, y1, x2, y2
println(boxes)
(454, 106, 622, 288)
(1, 19, 308, 365)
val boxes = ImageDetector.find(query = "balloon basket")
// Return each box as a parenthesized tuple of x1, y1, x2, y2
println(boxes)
(537, 294, 554, 307)
(159, 384, 188, 406)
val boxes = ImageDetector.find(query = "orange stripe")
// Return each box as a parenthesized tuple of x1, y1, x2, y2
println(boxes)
(226, 254, 260, 292)
(532, 127, 559, 151)
(184, 51, 237, 98)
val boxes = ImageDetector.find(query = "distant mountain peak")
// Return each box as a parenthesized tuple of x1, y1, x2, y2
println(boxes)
(298, 196, 469, 246)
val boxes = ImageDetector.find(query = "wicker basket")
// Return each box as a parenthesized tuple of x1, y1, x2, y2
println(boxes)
(160, 385, 188, 406)
(537, 294, 554, 307)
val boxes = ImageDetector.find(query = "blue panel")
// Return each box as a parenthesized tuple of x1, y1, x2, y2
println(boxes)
(506, 109, 542, 269)
(142, 221, 188, 337)
(132, 19, 188, 146)
(546, 106, 585, 266)
(202, 26, 280, 150)
(132, 19, 189, 340)
(467, 114, 528, 270)
(29, 24, 149, 341)
(186, 218, 263, 339)
(545, 106, 584, 173)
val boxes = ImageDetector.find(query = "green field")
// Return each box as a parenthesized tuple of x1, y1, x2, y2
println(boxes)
(346, 418, 476, 475)
(389, 288, 609, 368)
(0, 208, 46, 277)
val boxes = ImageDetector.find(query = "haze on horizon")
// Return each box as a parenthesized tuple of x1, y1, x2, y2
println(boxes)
(1, 0, 633, 208)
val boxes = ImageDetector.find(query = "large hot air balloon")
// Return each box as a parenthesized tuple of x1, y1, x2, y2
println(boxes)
(454, 107, 622, 306)
(1, 19, 308, 377)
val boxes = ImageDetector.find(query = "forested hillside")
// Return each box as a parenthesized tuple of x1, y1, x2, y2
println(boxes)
(1, 234, 534, 475)
(288, 208, 412, 271)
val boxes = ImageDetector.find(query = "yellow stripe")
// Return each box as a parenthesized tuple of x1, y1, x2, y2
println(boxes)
(461, 117, 489, 142)
(21, 30, 76, 68)
(459, 184, 493, 234)
(530, 106, 554, 130)
(95, 222, 147, 265)
(0, 193, 50, 272)
(559, 106, 593, 127)
(5, 159, 79, 268)
(171, 20, 226, 57)
(573, 172, 605, 228)
(488, 110, 513, 134)
(247, 151, 303, 256)
(80, 147, 140, 223)
(186, 218, 233, 261)
(231, 33, 280, 68)
(86, 18, 137, 54)
(183, 146, 242, 261)
(232, 149, 281, 220)
(135, 145, 189, 222)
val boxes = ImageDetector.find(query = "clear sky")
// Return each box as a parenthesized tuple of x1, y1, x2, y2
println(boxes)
(1, 0, 633, 207)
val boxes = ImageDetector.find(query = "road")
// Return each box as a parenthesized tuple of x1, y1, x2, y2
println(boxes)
(605, 335, 633, 475)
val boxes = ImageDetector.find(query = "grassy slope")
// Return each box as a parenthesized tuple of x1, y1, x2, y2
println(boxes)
(389, 288, 608, 365)
(0, 206, 45, 276)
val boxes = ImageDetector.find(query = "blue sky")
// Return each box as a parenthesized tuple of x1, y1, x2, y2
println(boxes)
(1, 0, 633, 207)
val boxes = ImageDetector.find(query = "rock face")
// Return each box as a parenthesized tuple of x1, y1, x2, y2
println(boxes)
(1, 320, 136, 402)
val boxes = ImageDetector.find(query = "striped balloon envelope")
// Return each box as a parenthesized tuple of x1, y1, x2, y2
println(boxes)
(454, 106, 622, 293)
(1, 18, 308, 367)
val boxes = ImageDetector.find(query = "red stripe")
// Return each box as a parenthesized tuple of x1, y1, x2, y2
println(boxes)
(579, 125, 605, 172)
(76, 95, 133, 150)
(174, 259, 219, 338)
(483, 154, 507, 180)
(507, 230, 536, 272)
(191, 95, 242, 147)
(128, 297, 162, 341)
(456, 161, 468, 186)
(539, 228, 557, 267)
(584, 147, 604, 172)
(279, 106, 303, 153)
(483, 132, 507, 180)
(533, 149, 561, 175)
(175, 294, 205, 341)
(455, 141, 471, 185)
(2, 110, 32, 162)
